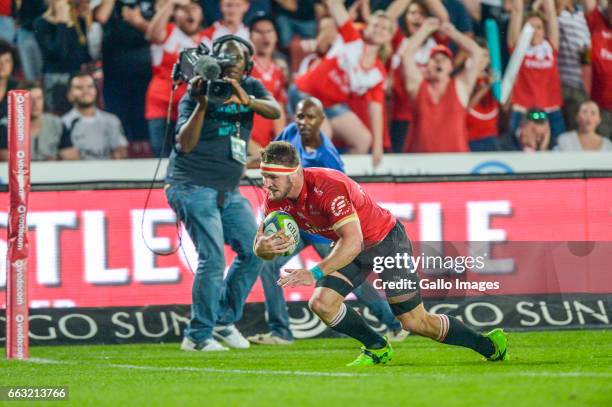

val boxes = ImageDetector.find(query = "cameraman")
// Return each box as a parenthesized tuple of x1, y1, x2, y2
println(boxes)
(166, 37, 281, 352)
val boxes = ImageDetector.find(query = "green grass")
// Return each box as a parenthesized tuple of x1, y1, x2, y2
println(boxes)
(1, 330, 611, 407)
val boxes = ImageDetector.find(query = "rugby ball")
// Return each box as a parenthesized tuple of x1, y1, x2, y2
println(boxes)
(263, 211, 300, 256)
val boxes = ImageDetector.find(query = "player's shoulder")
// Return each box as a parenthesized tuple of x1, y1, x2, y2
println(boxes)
(304, 167, 350, 189)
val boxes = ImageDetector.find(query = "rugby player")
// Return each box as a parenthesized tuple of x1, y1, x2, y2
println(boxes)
(248, 97, 406, 345)
(253, 141, 509, 366)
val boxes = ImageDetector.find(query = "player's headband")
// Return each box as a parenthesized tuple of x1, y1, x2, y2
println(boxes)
(260, 162, 299, 175)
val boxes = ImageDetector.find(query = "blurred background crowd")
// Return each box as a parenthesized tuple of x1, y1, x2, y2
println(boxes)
(0, 0, 610, 162)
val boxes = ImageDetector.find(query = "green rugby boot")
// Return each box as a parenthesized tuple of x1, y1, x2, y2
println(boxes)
(484, 328, 509, 361)
(346, 338, 394, 367)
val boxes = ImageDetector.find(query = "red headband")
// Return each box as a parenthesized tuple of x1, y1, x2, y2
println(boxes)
(260, 162, 299, 175)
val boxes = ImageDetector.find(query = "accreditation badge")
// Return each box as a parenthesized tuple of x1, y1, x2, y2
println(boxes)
(230, 134, 247, 164)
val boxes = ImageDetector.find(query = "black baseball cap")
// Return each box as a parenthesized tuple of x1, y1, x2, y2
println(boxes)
(526, 108, 548, 123)
(248, 11, 277, 32)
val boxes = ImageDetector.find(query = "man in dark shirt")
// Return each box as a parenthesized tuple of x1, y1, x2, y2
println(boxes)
(94, 0, 155, 150)
(165, 36, 281, 352)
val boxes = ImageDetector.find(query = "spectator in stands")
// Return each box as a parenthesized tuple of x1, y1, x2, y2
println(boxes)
(292, 0, 394, 166)
(0, 40, 18, 133)
(517, 107, 551, 151)
(272, 0, 319, 48)
(248, 12, 287, 154)
(467, 38, 500, 151)
(556, 100, 612, 150)
(62, 72, 128, 159)
(508, 0, 565, 143)
(145, 0, 206, 157)
(34, 0, 96, 114)
(202, 0, 250, 47)
(582, 0, 612, 138)
(556, 0, 591, 131)
(386, 0, 449, 152)
(15, 0, 45, 82)
(0, 81, 80, 161)
(402, 19, 484, 152)
(94, 0, 155, 157)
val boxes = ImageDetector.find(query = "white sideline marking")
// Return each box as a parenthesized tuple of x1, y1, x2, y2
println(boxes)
(28, 358, 612, 379)
(29, 358, 367, 378)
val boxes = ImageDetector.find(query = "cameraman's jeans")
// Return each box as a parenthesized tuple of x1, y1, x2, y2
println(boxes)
(260, 240, 400, 340)
(165, 184, 263, 343)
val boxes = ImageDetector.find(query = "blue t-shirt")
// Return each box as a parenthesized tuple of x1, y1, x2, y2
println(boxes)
(275, 123, 344, 244)
(274, 123, 345, 172)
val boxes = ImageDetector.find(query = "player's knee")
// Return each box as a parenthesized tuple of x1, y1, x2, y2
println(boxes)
(400, 315, 429, 335)
(308, 295, 338, 319)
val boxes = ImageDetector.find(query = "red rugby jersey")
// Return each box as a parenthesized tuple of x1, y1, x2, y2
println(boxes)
(264, 168, 396, 246)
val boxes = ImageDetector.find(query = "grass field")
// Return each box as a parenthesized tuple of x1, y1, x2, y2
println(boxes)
(1, 330, 611, 407)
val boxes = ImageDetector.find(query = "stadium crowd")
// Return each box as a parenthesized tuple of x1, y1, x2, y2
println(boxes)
(0, 0, 611, 162)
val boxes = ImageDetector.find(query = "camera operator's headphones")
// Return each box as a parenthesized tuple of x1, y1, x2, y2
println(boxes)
(212, 34, 255, 75)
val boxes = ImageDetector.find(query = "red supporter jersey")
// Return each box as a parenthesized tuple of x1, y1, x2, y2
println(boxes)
(389, 29, 442, 122)
(295, 20, 386, 107)
(510, 40, 563, 110)
(264, 168, 396, 246)
(467, 78, 499, 140)
(586, 9, 612, 110)
(250, 57, 287, 147)
(145, 24, 207, 120)
(0, 0, 10, 16)
(405, 79, 469, 152)
(201, 21, 250, 49)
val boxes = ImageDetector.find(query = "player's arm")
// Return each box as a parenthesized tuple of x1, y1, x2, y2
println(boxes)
(317, 216, 364, 275)
(253, 222, 293, 260)
(278, 215, 363, 287)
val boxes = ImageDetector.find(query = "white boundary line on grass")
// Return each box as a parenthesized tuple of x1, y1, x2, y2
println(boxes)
(28, 358, 612, 379)
(29, 358, 368, 378)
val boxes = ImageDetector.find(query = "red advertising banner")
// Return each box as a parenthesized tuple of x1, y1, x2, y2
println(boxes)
(0, 178, 610, 310)
(5, 90, 31, 359)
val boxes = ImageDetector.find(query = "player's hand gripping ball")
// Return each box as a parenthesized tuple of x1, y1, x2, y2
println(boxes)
(263, 211, 300, 256)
